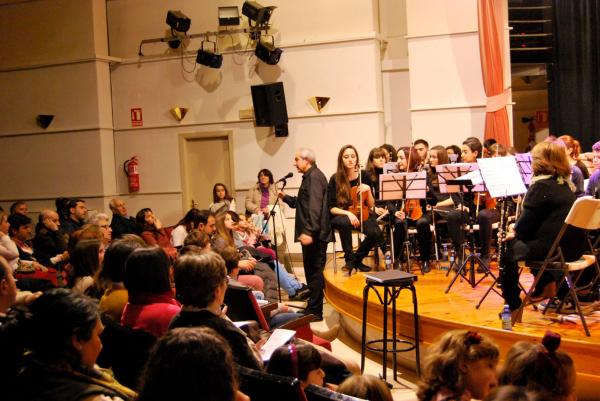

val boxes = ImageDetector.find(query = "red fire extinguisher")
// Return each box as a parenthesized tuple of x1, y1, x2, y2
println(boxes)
(123, 156, 140, 192)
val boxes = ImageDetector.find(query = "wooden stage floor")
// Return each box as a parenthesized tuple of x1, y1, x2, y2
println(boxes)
(323, 259, 600, 400)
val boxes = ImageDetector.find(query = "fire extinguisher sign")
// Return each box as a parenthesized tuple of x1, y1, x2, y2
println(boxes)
(130, 108, 143, 127)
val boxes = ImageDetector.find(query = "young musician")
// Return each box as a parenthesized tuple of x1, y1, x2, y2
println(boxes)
(328, 145, 388, 273)
(445, 137, 499, 269)
(392, 146, 434, 272)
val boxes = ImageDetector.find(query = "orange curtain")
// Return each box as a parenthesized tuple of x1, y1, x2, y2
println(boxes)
(478, 0, 511, 146)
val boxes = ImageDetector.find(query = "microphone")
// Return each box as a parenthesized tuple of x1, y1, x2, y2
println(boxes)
(276, 172, 293, 183)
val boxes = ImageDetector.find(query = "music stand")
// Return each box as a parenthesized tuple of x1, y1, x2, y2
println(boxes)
(475, 156, 527, 307)
(379, 171, 427, 272)
(436, 163, 490, 290)
(515, 153, 532, 187)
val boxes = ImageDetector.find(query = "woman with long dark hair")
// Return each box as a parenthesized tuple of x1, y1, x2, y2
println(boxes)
(328, 145, 388, 274)
(135, 208, 177, 260)
(209, 183, 236, 214)
(4, 288, 135, 401)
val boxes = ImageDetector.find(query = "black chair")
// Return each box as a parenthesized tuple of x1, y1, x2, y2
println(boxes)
(237, 366, 306, 401)
(304, 384, 368, 401)
(97, 313, 156, 389)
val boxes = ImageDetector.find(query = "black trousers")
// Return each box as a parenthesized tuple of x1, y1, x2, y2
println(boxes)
(330, 214, 387, 264)
(302, 239, 328, 318)
(392, 215, 432, 261)
(446, 208, 499, 257)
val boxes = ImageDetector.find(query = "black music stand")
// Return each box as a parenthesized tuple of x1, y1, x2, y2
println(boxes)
(436, 163, 495, 290)
(379, 171, 427, 272)
(515, 153, 533, 187)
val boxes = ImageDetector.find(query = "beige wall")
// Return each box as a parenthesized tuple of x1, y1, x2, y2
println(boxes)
(405, 0, 512, 147)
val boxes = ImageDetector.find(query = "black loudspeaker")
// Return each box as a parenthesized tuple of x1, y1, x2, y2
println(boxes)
(250, 82, 288, 127)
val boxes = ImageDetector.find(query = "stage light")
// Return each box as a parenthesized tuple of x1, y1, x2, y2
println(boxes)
(196, 40, 223, 68)
(219, 6, 240, 26)
(166, 10, 191, 33)
(255, 36, 282, 65)
(242, 1, 276, 26)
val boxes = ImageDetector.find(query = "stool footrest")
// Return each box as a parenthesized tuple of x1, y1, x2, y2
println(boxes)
(366, 339, 417, 353)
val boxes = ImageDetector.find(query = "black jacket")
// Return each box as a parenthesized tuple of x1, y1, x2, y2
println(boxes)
(110, 215, 138, 239)
(169, 308, 263, 370)
(32, 225, 67, 267)
(283, 165, 332, 243)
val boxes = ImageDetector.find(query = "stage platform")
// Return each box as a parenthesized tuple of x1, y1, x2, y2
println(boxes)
(323, 259, 599, 401)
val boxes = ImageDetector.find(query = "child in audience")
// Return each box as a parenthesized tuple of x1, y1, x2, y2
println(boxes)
(337, 374, 393, 401)
(417, 330, 499, 401)
(484, 385, 545, 401)
(209, 183, 236, 214)
(267, 343, 327, 389)
(498, 331, 576, 401)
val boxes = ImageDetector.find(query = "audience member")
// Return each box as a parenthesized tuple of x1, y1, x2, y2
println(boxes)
(62, 198, 88, 236)
(9, 201, 28, 216)
(88, 212, 112, 246)
(32, 209, 68, 268)
(337, 374, 394, 401)
(135, 208, 177, 259)
(121, 247, 181, 337)
(267, 343, 326, 389)
(209, 183, 237, 214)
(484, 385, 545, 401)
(220, 245, 264, 294)
(498, 331, 576, 401)
(170, 208, 203, 248)
(68, 239, 103, 296)
(8, 213, 35, 261)
(170, 252, 264, 370)
(0, 211, 19, 271)
(97, 238, 144, 322)
(137, 327, 249, 401)
(6, 288, 136, 400)
(245, 169, 279, 217)
(55, 197, 70, 225)
(417, 330, 499, 401)
(109, 198, 137, 239)
(0, 256, 17, 315)
(183, 229, 211, 250)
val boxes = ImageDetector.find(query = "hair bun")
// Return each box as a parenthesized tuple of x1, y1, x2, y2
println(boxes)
(542, 330, 561, 352)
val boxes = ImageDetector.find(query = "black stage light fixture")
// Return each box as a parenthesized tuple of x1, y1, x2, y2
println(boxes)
(196, 41, 223, 69)
(166, 10, 191, 33)
(242, 1, 276, 26)
(219, 6, 240, 26)
(255, 36, 282, 65)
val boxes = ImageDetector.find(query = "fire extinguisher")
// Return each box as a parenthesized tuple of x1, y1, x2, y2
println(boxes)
(123, 156, 140, 192)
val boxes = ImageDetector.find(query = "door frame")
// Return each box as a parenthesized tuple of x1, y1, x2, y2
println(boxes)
(178, 130, 235, 212)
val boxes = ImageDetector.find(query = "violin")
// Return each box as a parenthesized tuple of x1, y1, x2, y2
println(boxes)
(349, 186, 371, 222)
(404, 199, 423, 220)
(475, 191, 497, 210)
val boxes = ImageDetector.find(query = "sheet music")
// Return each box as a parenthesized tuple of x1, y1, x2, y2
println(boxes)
(260, 328, 295, 361)
(477, 156, 527, 198)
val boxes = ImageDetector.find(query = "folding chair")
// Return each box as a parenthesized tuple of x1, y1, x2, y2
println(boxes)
(514, 197, 600, 336)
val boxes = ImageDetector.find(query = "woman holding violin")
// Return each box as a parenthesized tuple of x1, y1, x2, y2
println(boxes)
(446, 137, 500, 269)
(391, 146, 434, 272)
(328, 145, 388, 274)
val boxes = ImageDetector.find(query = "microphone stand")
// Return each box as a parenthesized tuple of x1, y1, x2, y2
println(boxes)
(261, 178, 288, 303)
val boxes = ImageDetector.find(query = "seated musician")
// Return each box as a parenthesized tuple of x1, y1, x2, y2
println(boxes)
(501, 141, 586, 315)
(328, 145, 388, 273)
(445, 137, 499, 269)
(391, 146, 434, 272)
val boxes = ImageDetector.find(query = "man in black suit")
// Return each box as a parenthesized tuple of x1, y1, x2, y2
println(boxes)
(280, 148, 332, 321)
(109, 198, 138, 239)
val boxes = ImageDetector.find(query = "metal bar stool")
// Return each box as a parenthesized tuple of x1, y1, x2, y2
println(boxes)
(360, 270, 421, 383)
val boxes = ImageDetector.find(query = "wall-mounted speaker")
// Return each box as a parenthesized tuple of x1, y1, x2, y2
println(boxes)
(250, 82, 288, 127)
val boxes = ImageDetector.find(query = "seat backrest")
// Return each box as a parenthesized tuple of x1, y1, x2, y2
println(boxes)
(225, 283, 270, 331)
(565, 197, 600, 230)
(304, 384, 368, 401)
(98, 313, 156, 389)
(237, 366, 306, 401)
